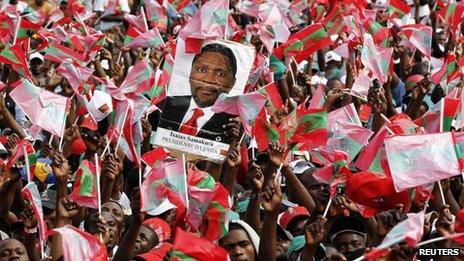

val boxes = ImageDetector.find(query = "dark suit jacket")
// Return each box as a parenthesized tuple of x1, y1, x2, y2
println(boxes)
(156, 95, 235, 143)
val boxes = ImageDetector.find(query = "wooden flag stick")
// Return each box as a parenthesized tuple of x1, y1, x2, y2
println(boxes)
(322, 197, 333, 218)
(115, 106, 130, 153)
(23, 144, 31, 183)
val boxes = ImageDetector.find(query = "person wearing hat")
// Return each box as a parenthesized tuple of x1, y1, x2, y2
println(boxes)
(219, 220, 260, 261)
(329, 216, 367, 260)
(133, 218, 171, 255)
(276, 224, 294, 261)
(279, 206, 310, 237)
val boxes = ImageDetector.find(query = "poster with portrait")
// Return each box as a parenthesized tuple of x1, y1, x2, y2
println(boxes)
(154, 39, 255, 162)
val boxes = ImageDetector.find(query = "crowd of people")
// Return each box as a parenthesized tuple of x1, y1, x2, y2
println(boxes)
(1, 0, 464, 260)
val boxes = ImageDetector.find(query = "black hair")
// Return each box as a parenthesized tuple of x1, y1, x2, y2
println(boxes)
(192, 43, 237, 77)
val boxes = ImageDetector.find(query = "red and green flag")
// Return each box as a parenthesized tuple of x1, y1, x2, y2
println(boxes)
(257, 82, 283, 113)
(430, 54, 460, 84)
(69, 160, 98, 209)
(252, 109, 285, 152)
(123, 28, 165, 50)
(44, 41, 86, 65)
(438, 2, 464, 30)
(123, 25, 142, 45)
(442, 97, 460, 132)
(364, 18, 391, 47)
(169, 0, 191, 11)
(145, 54, 174, 104)
(274, 23, 333, 63)
(289, 108, 328, 147)
(0, 43, 32, 79)
(387, 0, 411, 18)
(171, 228, 229, 260)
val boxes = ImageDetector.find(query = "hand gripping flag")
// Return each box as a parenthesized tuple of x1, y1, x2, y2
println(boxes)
(22, 182, 47, 248)
(257, 82, 283, 113)
(69, 160, 98, 209)
(361, 33, 392, 84)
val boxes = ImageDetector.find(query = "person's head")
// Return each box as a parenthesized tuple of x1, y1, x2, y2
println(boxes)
(279, 206, 310, 236)
(85, 211, 122, 250)
(59, 0, 68, 11)
(102, 201, 124, 225)
(189, 43, 237, 108)
(298, 171, 329, 210)
(326, 78, 344, 91)
(34, 0, 44, 5)
(29, 53, 44, 76)
(437, 31, 447, 46)
(219, 222, 259, 261)
(134, 218, 171, 255)
(0, 238, 28, 261)
(330, 217, 367, 260)
(276, 225, 293, 261)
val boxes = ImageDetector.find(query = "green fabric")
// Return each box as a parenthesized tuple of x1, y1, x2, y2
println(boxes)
(270, 55, 286, 79)
(287, 235, 306, 259)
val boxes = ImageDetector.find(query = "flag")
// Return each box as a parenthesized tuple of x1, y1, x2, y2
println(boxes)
(350, 69, 371, 100)
(453, 131, 464, 171)
(355, 125, 390, 174)
(311, 147, 350, 195)
(442, 97, 460, 132)
(118, 58, 156, 96)
(141, 147, 170, 167)
(112, 101, 141, 166)
(44, 41, 86, 65)
(22, 182, 47, 247)
(10, 79, 69, 137)
(430, 54, 460, 84)
(327, 122, 374, 162)
(123, 13, 146, 32)
(252, 110, 285, 151)
(186, 169, 231, 240)
(144, 54, 174, 103)
(123, 25, 142, 45)
(140, 158, 187, 212)
(178, 0, 229, 53)
(257, 82, 283, 113)
(401, 24, 432, 57)
(413, 110, 441, 133)
(438, 2, 464, 30)
(171, 228, 229, 260)
(56, 60, 94, 91)
(385, 132, 461, 192)
(274, 23, 333, 63)
(169, 0, 191, 11)
(364, 18, 391, 47)
(47, 225, 108, 261)
(144, 0, 168, 32)
(17, 17, 42, 40)
(361, 33, 392, 83)
(327, 103, 362, 132)
(69, 160, 98, 208)
(212, 92, 267, 135)
(0, 43, 32, 79)
(5, 139, 34, 170)
(289, 108, 328, 146)
(388, 0, 411, 18)
(308, 85, 326, 109)
(455, 91, 464, 130)
(123, 28, 166, 50)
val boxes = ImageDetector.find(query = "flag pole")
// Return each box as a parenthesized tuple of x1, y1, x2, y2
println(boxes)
(437, 180, 446, 205)
(115, 105, 130, 153)
(23, 144, 31, 183)
(12, 15, 22, 45)
(274, 163, 283, 183)
(417, 232, 464, 247)
(440, 98, 445, 132)
(322, 197, 332, 218)
(140, 6, 151, 58)
(95, 153, 101, 215)
(58, 113, 68, 151)
(182, 154, 189, 210)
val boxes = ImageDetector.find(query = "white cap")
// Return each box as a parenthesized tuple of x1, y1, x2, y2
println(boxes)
(29, 52, 44, 62)
(325, 51, 342, 63)
(147, 198, 177, 216)
(289, 159, 314, 175)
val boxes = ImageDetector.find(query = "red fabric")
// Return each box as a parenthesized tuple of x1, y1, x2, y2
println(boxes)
(171, 228, 229, 260)
(143, 218, 172, 243)
(179, 108, 204, 136)
(279, 206, 310, 229)
(136, 243, 173, 261)
(70, 137, 87, 155)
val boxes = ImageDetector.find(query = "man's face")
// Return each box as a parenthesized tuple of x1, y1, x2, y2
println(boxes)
(30, 59, 43, 76)
(134, 225, 159, 255)
(276, 236, 290, 261)
(333, 233, 366, 260)
(220, 229, 255, 261)
(102, 201, 124, 224)
(189, 51, 236, 108)
(0, 239, 28, 261)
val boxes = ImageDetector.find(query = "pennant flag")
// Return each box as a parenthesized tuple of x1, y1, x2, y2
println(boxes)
(10, 79, 69, 137)
(257, 82, 283, 113)
(327, 122, 374, 162)
(171, 228, 229, 260)
(0, 43, 32, 79)
(288, 108, 328, 146)
(123, 28, 166, 50)
(252, 110, 285, 152)
(48, 225, 108, 261)
(361, 33, 392, 83)
(22, 182, 47, 248)
(385, 132, 461, 192)
(140, 158, 187, 212)
(401, 24, 432, 57)
(186, 169, 231, 240)
(212, 92, 267, 135)
(388, 0, 411, 18)
(430, 54, 460, 84)
(69, 160, 98, 208)
(123, 13, 146, 32)
(438, 2, 464, 29)
(274, 23, 333, 63)
(141, 147, 170, 167)
(178, 0, 229, 53)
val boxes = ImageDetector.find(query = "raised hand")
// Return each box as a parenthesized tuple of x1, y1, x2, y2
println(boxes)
(261, 179, 282, 213)
(57, 197, 79, 219)
(436, 205, 455, 237)
(247, 161, 264, 193)
(20, 204, 38, 229)
(268, 142, 285, 167)
(130, 187, 144, 223)
(101, 154, 121, 181)
(225, 146, 241, 168)
(223, 117, 241, 140)
(51, 152, 69, 181)
(375, 204, 405, 237)
(305, 216, 327, 248)
(64, 124, 80, 143)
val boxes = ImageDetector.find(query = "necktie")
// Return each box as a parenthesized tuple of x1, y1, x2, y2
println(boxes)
(179, 108, 205, 136)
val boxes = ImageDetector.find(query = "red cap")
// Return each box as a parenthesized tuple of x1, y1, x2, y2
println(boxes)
(70, 137, 87, 155)
(142, 218, 171, 243)
(279, 206, 310, 230)
(135, 242, 173, 261)
(346, 172, 410, 214)
(80, 115, 98, 131)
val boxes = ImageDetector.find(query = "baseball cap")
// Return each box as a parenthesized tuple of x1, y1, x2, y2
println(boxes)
(289, 160, 314, 175)
(29, 52, 44, 62)
(325, 51, 342, 63)
(142, 218, 171, 243)
(147, 198, 177, 216)
(279, 206, 310, 230)
(329, 216, 366, 243)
